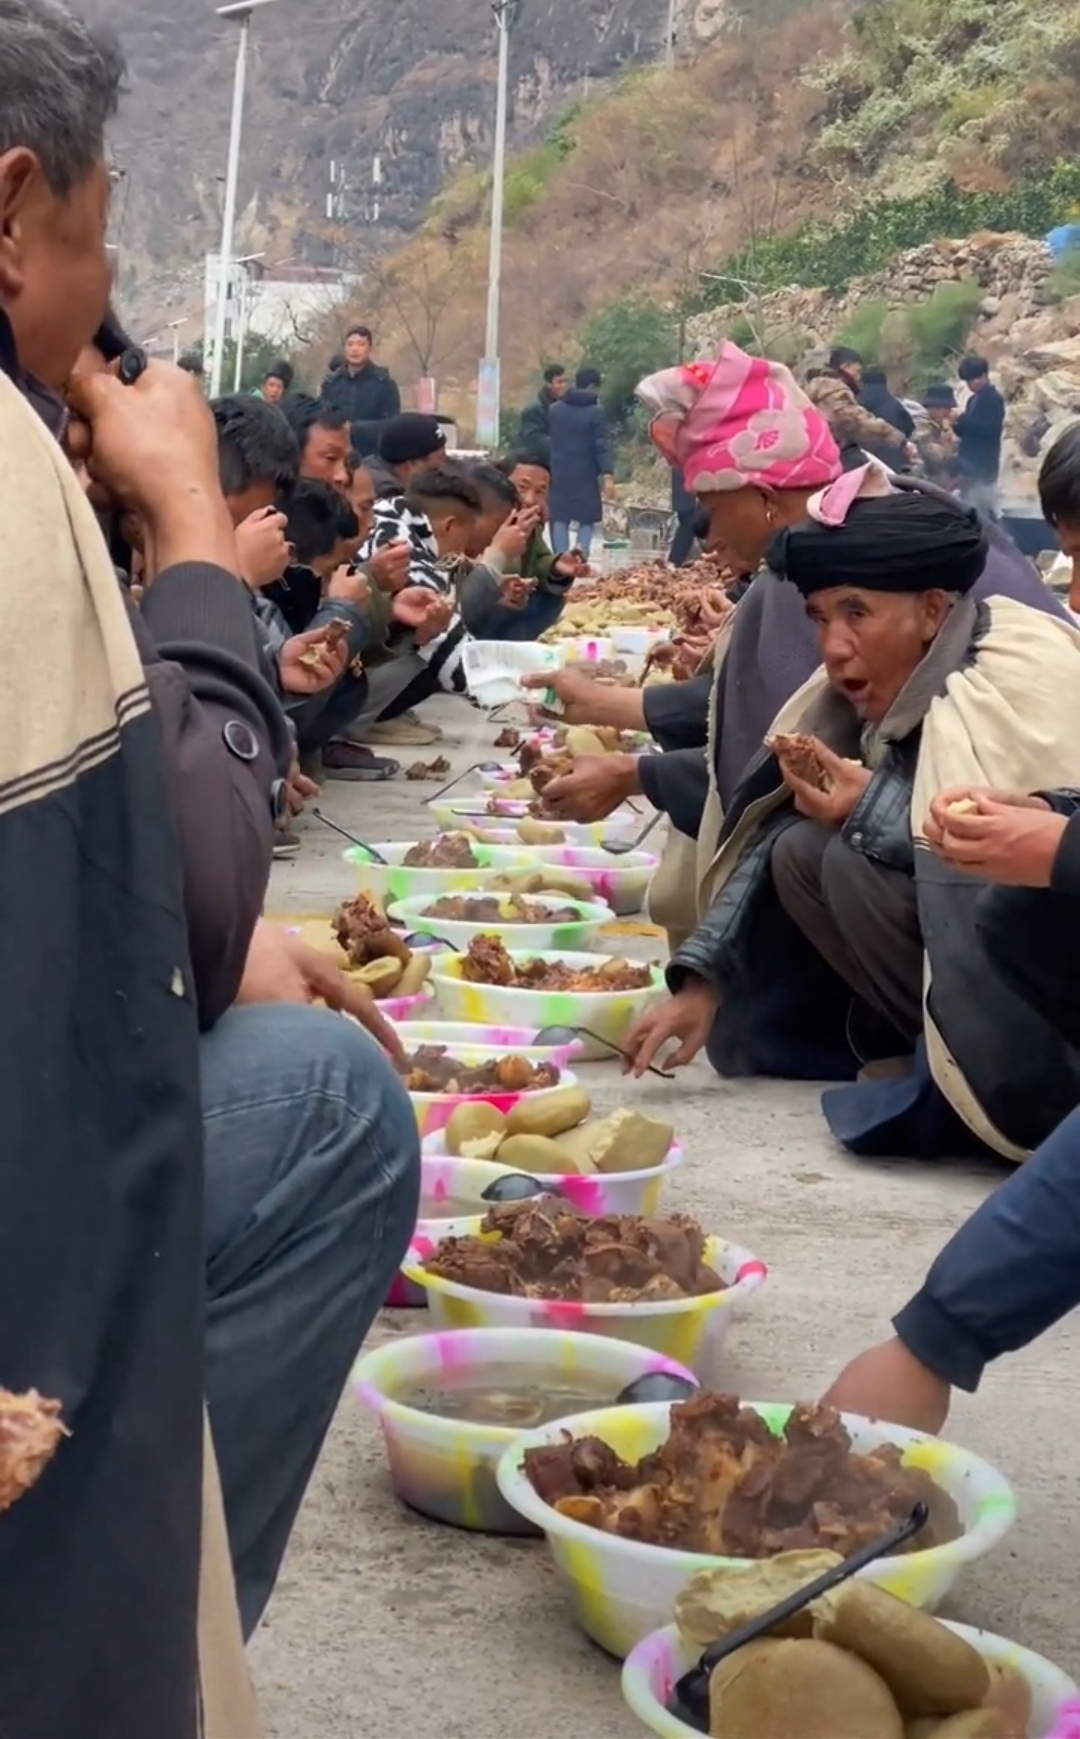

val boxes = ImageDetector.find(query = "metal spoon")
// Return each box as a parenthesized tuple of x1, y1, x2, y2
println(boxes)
(427, 762, 509, 804)
(311, 810, 389, 863)
(533, 1024, 675, 1081)
(669, 1502, 930, 1731)
(600, 810, 663, 856)
(480, 1173, 565, 1203)
(613, 1371, 699, 1406)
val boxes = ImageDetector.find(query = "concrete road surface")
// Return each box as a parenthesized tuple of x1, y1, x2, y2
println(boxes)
(250, 694, 1080, 1738)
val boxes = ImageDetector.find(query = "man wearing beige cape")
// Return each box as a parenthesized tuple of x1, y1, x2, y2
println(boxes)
(0, 3, 284, 1731)
(627, 485, 1080, 1162)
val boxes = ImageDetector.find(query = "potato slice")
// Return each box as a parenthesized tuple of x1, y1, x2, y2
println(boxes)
(355, 956, 404, 995)
(812, 1583, 990, 1718)
(708, 1638, 904, 1739)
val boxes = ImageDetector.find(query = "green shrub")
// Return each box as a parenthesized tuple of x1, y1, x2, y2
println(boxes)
(1047, 247, 1080, 305)
(905, 279, 983, 376)
(502, 103, 581, 225)
(836, 299, 890, 366)
(578, 295, 677, 424)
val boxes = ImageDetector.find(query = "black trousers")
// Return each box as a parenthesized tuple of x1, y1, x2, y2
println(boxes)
(977, 885, 1080, 1049)
(667, 511, 698, 567)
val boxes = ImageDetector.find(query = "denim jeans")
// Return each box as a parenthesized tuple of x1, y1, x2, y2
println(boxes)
(551, 520, 595, 556)
(464, 588, 567, 643)
(200, 1004, 420, 1635)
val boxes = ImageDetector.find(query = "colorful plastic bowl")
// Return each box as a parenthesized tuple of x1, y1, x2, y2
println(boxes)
(494, 1402, 1018, 1660)
(429, 950, 666, 1060)
(406, 1054, 582, 1139)
(386, 1020, 586, 1060)
(376, 985, 436, 1022)
(622, 1620, 1076, 1739)
(428, 799, 642, 848)
(421, 1127, 686, 1217)
(487, 844, 659, 916)
(386, 1153, 528, 1307)
(352, 1327, 698, 1534)
(341, 841, 534, 902)
(402, 1233, 766, 1380)
(610, 626, 673, 657)
(388, 891, 614, 954)
(558, 636, 619, 664)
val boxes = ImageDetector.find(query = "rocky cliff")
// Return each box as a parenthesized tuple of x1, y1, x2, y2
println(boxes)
(88, 0, 754, 319)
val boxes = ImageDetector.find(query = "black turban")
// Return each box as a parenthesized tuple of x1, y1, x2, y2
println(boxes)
(769, 490, 989, 598)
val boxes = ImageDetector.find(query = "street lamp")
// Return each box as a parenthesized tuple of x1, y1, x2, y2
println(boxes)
(209, 0, 281, 399)
(232, 251, 265, 390)
(167, 317, 188, 363)
(477, 0, 512, 446)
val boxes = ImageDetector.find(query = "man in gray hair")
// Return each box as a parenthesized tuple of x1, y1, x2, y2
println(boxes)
(0, 5, 421, 1737)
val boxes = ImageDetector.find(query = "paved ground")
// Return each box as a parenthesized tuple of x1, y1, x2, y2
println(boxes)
(251, 695, 1080, 1738)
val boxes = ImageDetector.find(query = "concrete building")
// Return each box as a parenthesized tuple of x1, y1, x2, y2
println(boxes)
(202, 255, 358, 353)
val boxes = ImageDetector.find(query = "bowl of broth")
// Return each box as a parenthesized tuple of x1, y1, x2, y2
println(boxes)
(383, 1152, 526, 1308)
(352, 1327, 698, 1534)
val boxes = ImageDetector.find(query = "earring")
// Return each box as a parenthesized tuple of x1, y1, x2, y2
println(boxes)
(764, 504, 777, 525)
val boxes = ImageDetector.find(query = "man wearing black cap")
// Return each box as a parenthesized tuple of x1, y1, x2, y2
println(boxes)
(914, 383, 961, 487)
(364, 411, 447, 500)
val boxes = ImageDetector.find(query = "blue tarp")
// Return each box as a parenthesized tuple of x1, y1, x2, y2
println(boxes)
(1047, 223, 1080, 259)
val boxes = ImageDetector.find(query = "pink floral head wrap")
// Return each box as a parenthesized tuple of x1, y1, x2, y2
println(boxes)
(637, 342, 843, 496)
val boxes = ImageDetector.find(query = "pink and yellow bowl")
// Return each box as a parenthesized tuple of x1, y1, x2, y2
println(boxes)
(429, 951, 666, 1060)
(352, 1326, 697, 1534)
(400, 1233, 766, 1380)
(494, 1401, 1018, 1659)
(407, 1061, 581, 1139)
(420, 1127, 686, 1217)
(622, 1621, 1076, 1739)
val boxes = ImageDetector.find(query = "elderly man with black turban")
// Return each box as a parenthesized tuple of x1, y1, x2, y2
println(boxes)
(626, 481, 1080, 1163)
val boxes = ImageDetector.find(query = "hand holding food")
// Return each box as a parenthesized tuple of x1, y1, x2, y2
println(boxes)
(925, 787, 1051, 848)
(537, 752, 641, 822)
(367, 539, 413, 593)
(279, 622, 351, 694)
(927, 800, 1069, 889)
(770, 734, 872, 826)
(0, 1389, 67, 1511)
(327, 564, 373, 608)
(235, 505, 292, 588)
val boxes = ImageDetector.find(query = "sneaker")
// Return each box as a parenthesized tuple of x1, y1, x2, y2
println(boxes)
(321, 741, 400, 781)
(354, 711, 441, 747)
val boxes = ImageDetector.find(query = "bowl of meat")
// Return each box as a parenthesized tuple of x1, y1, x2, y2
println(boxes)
(429, 939, 665, 1059)
(385, 1020, 585, 1060)
(400, 1198, 767, 1379)
(341, 835, 534, 902)
(353, 1327, 698, 1534)
(493, 1394, 1017, 1660)
(387, 891, 615, 954)
(384, 1151, 526, 1307)
(622, 1610, 1076, 1739)
(487, 845, 659, 917)
(428, 799, 643, 850)
(395, 1039, 582, 1138)
(269, 904, 438, 1022)
(420, 1091, 687, 1215)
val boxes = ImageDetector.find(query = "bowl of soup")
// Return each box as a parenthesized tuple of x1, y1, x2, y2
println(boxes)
(352, 1326, 698, 1534)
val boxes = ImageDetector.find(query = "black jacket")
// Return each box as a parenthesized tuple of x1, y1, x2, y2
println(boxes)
(548, 388, 613, 525)
(519, 389, 555, 455)
(955, 383, 1005, 484)
(858, 378, 915, 465)
(2, 311, 286, 1739)
(319, 361, 401, 428)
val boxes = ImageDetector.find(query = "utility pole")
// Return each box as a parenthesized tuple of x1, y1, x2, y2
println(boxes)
(664, 0, 677, 70)
(478, 0, 512, 445)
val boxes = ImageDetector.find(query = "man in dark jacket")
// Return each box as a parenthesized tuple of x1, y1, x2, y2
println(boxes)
(319, 324, 400, 433)
(858, 368, 915, 466)
(0, 8, 418, 1733)
(548, 366, 614, 554)
(518, 361, 567, 458)
(954, 354, 1005, 514)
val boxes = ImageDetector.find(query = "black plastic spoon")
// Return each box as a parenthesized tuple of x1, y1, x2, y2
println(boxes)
(533, 1023, 675, 1081)
(613, 1371, 699, 1406)
(480, 1172, 566, 1203)
(669, 1502, 930, 1732)
(600, 810, 663, 856)
(312, 810, 389, 863)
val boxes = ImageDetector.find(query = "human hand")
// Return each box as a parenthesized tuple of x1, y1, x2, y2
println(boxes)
(391, 589, 454, 645)
(622, 978, 718, 1078)
(236, 506, 292, 588)
(236, 922, 405, 1063)
(521, 666, 610, 724)
(539, 753, 640, 821)
(821, 1337, 951, 1435)
(778, 738, 872, 826)
(278, 626, 350, 696)
(366, 540, 412, 594)
(285, 762, 319, 816)
(927, 793, 1068, 887)
(553, 550, 588, 580)
(490, 508, 539, 560)
(412, 595, 454, 646)
(65, 359, 222, 528)
(925, 786, 1050, 848)
(602, 475, 618, 503)
(499, 576, 534, 610)
(699, 587, 734, 632)
(327, 564, 372, 608)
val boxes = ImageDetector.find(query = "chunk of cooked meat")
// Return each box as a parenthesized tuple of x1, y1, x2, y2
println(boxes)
(397, 1043, 559, 1094)
(494, 726, 522, 749)
(424, 1198, 723, 1302)
(766, 732, 833, 792)
(422, 894, 580, 924)
(332, 894, 411, 968)
(458, 935, 652, 992)
(404, 756, 452, 781)
(522, 1394, 962, 1561)
(401, 834, 478, 869)
(529, 752, 577, 795)
(0, 1389, 67, 1511)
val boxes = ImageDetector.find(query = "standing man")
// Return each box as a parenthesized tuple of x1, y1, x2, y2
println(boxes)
(548, 366, 614, 556)
(518, 361, 567, 458)
(319, 325, 400, 453)
(954, 354, 1005, 518)
(806, 347, 914, 465)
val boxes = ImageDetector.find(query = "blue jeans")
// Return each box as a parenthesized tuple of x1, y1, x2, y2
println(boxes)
(200, 1004, 420, 1635)
(464, 588, 567, 643)
(551, 520, 595, 555)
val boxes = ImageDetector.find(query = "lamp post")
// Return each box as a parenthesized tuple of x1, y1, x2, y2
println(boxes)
(477, 0, 512, 446)
(167, 317, 187, 363)
(209, 0, 281, 399)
